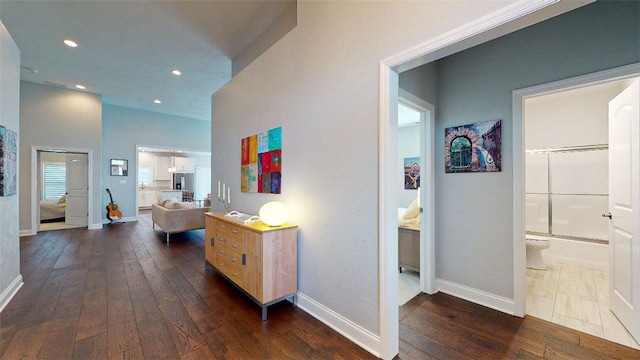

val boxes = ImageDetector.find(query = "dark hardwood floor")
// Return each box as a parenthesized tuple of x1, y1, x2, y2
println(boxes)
(1, 214, 638, 359)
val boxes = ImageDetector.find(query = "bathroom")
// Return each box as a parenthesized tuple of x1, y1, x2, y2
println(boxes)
(524, 77, 639, 349)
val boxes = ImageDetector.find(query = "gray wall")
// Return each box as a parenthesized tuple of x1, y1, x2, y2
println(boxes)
(432, 1, 639, 298)
(400, 61, 439, 107)
(19, 81, 102, 230)
(210, 0, 530, 334)
(102, 104, 211, 219)
(0, 19, 21, 309)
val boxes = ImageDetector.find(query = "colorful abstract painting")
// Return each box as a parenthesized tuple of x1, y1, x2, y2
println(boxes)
(445, 119, 501, 173)
(242, 126, 282, 193)
(0, 125, 17, 196)
(404, 157, 420, 189)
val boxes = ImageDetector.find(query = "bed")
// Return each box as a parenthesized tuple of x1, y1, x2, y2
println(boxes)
(40, 199, 66, 222)
(398, 200, 420, 273)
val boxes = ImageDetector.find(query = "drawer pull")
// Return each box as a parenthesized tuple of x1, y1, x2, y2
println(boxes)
(218, 250, 224, 254)
(218, 263, 223, 267)
(232, 229, 237, 234)
(217, 225, 223, 229)
(232, 244, 238, 249)
(232, 272, 238, 276)
(231, 258, 237, 263)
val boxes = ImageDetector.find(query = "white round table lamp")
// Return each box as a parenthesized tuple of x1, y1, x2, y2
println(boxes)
(259, 201, 289, 227)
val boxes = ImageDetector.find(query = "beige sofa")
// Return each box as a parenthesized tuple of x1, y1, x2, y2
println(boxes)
(151, 202, 209, 242)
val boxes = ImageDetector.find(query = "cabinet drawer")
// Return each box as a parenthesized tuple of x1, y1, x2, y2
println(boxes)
(213, 219, 243, 239)
(214, 251, 244, 285)
(215, 230, 243, 252)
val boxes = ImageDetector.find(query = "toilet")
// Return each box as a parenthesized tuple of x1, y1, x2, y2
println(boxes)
(525, 237, 550, 270)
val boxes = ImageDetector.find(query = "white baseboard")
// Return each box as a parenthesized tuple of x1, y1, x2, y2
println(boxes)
(436, 279, 516, 315)
(0, 275, 23, 313)
(19, 229, 35, 237)
(296, 292, 380, 358)
(89, 222, 103, 230)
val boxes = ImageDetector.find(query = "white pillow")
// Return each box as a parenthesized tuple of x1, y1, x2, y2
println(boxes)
(179, 201, 196, 209)
(403, 199, 420, 219)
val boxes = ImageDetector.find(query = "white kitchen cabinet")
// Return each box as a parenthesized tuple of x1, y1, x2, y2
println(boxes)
(154, 156, 172, 180)
(138, 190, 157, 208)
(174, 157, 195, 173)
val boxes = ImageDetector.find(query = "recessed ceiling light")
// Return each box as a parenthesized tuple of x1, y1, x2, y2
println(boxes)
(62, 39, 78, 48)
(154, 99, 162, 104)
(75, 84, 86, 90)
(171, 69, 182, 76)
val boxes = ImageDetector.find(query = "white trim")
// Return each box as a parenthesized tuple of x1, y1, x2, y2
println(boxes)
(436, 279, 516, 315)
(378, 1, 582, 358)
(296, 292, 381, 358)
(512, 63, 640, 318)
(19, 229, 35, 237)
(0, 275, 23, 313)
(378, 62, 399, 360)
(398, 89, 436, 294)
(31, 146, 93, 235)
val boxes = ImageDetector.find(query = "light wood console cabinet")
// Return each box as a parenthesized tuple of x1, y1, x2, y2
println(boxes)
(205, 212, 298, 320)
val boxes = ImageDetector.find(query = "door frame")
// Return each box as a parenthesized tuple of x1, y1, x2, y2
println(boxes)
(398, 89, 435, 294)
(377, 2, 587, 358)
(31, 146, 93, 234)
(511, 63, 640, 316)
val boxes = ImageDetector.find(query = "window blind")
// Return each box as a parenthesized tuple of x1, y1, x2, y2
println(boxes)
(43, 162, 66, 201)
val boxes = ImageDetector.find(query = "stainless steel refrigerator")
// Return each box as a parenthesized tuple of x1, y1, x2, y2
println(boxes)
(173, 173, 194, 191)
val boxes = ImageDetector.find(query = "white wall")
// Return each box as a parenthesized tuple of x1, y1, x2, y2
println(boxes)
(19, 81, 102, 231)
(0, 19, 22, 311)
(102, 104, 210, 220)
(210, 0, 525, 335)
(398, 124, 420, 208)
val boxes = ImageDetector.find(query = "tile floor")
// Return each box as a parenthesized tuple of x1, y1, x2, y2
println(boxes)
(399, 269, 421, 306)
(526, 261, 640, 349)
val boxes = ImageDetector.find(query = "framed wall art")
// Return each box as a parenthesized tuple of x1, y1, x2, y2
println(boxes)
(110, 159, 128, 176)
(241, 126, 282, 194)
(404, 157, 420, 189)
(445, 119, 501, 173)
(0, 125, 17, 196)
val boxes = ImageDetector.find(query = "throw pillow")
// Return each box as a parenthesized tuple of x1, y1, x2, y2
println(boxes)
(403, 198, 420, 219)
(58, 195, 66, 204)
(157, 199, 167, 206)
(180, 201, 196, 209)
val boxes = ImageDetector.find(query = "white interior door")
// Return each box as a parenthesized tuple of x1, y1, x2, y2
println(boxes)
(608, 79, 640, 343)
(65, 153, 88, 226)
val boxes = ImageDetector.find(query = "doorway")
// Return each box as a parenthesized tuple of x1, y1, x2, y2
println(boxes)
(514, 65, 640, 348)
(397, 90, 435, 307)
(33, 149, 90, 232)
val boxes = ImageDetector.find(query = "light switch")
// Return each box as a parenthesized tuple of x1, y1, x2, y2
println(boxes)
(120, 180, 126, 184)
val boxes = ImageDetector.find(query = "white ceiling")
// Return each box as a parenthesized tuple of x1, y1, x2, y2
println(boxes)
(0, 0, 294, 121)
